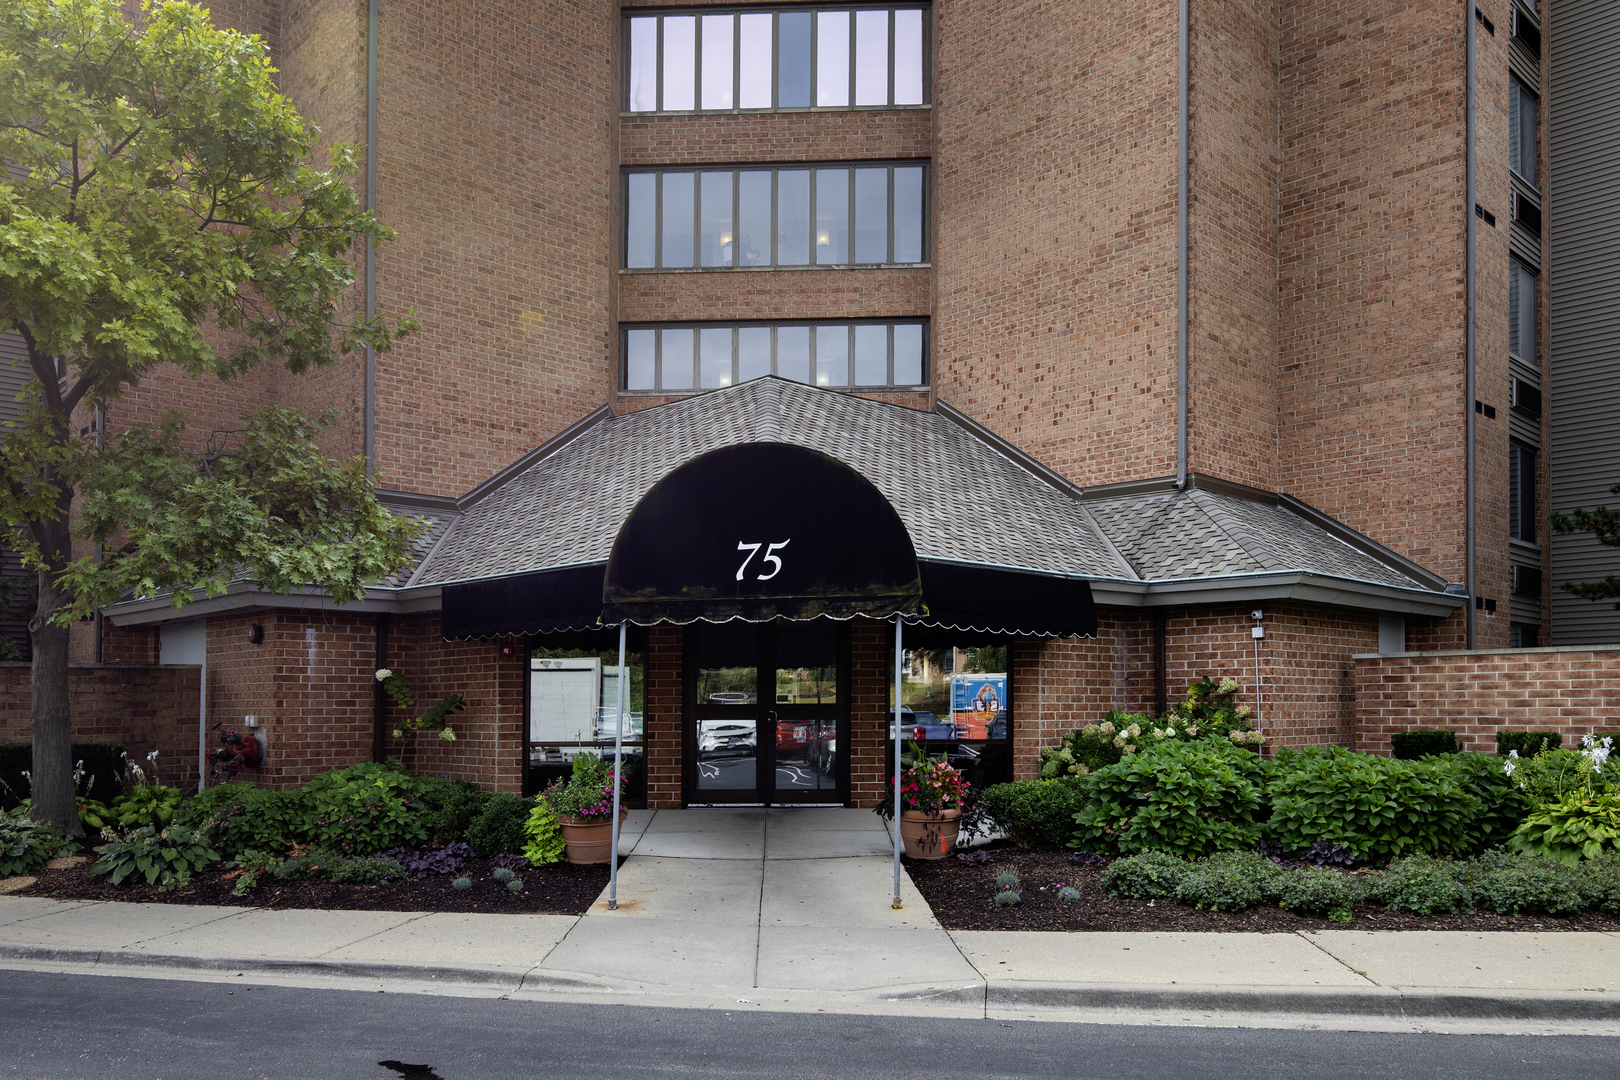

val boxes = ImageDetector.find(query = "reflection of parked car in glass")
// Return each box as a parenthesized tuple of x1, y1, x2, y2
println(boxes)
(815, 730, 837, 774)
(888, 708, 963, 741)
(775, 721, 812, 755)
(594, 710, 645, 741)
(707, 692, 756, 705)
(698, 720, 756, 755)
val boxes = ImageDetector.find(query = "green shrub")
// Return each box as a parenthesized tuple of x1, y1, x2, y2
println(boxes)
(109, 785, 184, 829)
(0, 817, 73, 876)
(1506, 792, 1620, 865)
(327, 855, 407, 885)
(1073, 739, 1269, 858)
(1446, 751, 1529, 851)
(1574, 852, 1620, 915)
(1497, 731, 1563, 757)
(1099, 850, 1191, 899)
(467, 792, 534, 856)
(522, 800, 566, 867)
(1276, 866, 1358, 921)
(227, 850, 281, 897)
(1390, 729, 1459, 760)
(1362, 855, 1471, 915)
(1171, 850, 1283, 912)
(1461, 852, 1585, 916)
(978, 777, 1088, 849)
(302, 764, 427, 855)
(174, 782, 303, 859)
(1263, 747, 1484, 862)
(90, 825, 220, 888)
(414, 777, 486, 846)
(0, 742, 126, 811)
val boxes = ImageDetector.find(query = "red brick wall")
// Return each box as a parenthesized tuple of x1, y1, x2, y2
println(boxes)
(644, 625, 683, 808)
(1353, 645, 1620, 754)
(0, 663, 202, 790)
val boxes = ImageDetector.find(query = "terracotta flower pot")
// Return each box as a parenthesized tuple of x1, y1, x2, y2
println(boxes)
(899, 808, 962, 860)
(558, 810, 629, 865)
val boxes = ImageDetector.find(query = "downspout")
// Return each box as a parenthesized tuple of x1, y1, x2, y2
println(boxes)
(1464, 0, 1478, 648)
(1175, 0, 1190, 488)
(363, 0, 379, 473)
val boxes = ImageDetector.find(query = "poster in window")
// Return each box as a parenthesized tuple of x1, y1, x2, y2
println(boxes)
(950, 673, 1007, 740)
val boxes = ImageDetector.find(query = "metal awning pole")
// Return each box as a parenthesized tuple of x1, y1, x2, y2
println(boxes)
(892, 613, 904, 909)
(608, 621, 627, 910)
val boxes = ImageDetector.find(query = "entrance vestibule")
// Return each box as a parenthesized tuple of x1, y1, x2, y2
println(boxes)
(684, 620, 849, 805)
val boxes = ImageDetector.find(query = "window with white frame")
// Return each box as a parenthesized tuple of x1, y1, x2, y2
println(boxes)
(626, 6, 927, 113)
(623, 320, 927, 392)
(624, 163, 925, 269)
(1509, 257, 1537, 366)
(1509, 77, 1538, 187)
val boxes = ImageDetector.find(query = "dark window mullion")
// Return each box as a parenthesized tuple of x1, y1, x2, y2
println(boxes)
(847, 323, 855, 386)
(887, 322, 894, 385)
(848, 166, 857, 265)
(655, 17, 664, 112)
(808, 165, 818, 266)
(653, 327, 663, 391)
(693, 17, 702, 110)
(848, 7, 857, 111)
(887, 165, 895, 264)
(770, 167, 779, 266)
(731, 170, 740, 267)
(771, 12, 780, 108)
(887, 8, 896, 106)
(733, 14, 742, 113)
(654, 172, 664, 269)
(808, 10, 818, 108)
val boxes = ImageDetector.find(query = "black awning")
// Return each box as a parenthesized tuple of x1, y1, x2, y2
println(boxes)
(602, 442, 923, 624)
(912, 560, 1098, 639)
(441, 563, 607, 639)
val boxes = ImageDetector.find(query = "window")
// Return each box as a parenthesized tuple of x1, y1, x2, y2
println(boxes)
(1510, 624, 1539, 648)
(527, 638, 648, 800)
(1509, 78, 1537, 186)
(624, 163, 926, 269)
(623, 320, 927, 391)
(1510, 441, 1537, 544)
(1509, 257, 1537, 365)
(626, 7, 927, 113)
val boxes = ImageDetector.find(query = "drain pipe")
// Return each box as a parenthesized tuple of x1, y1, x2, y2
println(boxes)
(1175, 0, 1190, 488)
(363, 0, 379, 472)
(1464, 0, 1478, 648)
(892, 614, 903, 909)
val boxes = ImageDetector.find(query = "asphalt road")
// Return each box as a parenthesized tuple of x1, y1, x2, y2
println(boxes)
(2, 969, 1617, 1080)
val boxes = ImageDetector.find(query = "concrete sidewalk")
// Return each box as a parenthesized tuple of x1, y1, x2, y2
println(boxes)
(3, 807, 1620, 1034)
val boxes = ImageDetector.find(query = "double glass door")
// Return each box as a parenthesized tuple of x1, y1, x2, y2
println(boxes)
(685, 620, 847, 805)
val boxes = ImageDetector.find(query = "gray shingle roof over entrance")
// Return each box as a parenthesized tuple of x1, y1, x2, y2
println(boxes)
(413, 378, 1128, 586)
(409, 378, 1453, 617)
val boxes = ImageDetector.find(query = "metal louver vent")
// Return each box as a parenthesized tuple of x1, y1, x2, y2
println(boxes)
(1513, 565, 1543, 598)
(1511, 377, 1543, 418)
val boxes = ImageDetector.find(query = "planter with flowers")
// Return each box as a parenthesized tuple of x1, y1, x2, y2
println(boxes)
(540, 753, 626, 864)
(899, 745, 970, 860)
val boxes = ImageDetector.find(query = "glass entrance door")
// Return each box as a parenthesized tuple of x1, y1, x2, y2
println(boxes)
(685, 621, 848, 805)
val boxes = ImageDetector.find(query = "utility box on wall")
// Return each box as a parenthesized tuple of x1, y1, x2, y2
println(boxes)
(158, 622, 205, 666)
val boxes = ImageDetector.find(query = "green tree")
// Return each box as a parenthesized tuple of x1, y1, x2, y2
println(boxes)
(0, 1, 419, 835)
(1551, 482, 1620, 610)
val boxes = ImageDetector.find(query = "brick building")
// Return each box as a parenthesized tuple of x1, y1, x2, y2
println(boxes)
(8, 0, 1611, 804)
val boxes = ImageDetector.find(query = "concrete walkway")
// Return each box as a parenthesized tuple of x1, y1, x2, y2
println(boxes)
(4, 807, 1620, 1034)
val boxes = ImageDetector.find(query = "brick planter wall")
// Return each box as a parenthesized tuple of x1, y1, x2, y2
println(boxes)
(1353, 646, 1620, 754)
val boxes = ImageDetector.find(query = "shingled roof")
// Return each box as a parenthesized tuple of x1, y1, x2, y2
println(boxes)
(407, 378, 1454, 615)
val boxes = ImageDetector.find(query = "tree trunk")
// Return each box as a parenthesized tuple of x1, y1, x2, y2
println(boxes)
(28, 516, 82, 838)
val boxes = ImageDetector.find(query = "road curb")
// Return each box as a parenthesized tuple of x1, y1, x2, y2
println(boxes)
(985, 981, 1620, 1021)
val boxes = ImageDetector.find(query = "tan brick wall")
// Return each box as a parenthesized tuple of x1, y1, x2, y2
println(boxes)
(621, 111, 932, 167)
(1354, 645, 1620, 753)
(1186, 0, 1281, 490)
(931, 0, 1180, 489)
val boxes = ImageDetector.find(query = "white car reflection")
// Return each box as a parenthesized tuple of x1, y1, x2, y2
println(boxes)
(698, 720, 757, 755)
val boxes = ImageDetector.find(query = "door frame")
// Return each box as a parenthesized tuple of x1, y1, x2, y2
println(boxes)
(681, 620, 851, 806)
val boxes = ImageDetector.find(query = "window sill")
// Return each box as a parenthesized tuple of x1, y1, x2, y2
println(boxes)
(1510, 538, 1543, 554)
(620, 263, 930, 274)
(621, 104, 931, 118)
(619, 384, 930, 397)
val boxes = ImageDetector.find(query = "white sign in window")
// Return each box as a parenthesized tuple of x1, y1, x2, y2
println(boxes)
(529, 657, 601, 743)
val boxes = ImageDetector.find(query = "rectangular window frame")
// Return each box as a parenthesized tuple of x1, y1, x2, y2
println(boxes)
(621, 319, 930, 393)
(1509, 75, 1538, 189)
(622, 161, 929, 270)
(1509, 440, 1538, 546)
(1509, 256, 1538, 367)
(623, 4, 931, 115)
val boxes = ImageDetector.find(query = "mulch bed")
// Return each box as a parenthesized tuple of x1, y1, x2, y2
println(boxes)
(12, 855, 613, 916)
(905, 844, 1620, 933)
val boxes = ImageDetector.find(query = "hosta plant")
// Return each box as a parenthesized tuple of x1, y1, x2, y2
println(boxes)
(0, 817, 77, 876)
(1507, 792, 1620, 865)
(90, 825, 220, 888)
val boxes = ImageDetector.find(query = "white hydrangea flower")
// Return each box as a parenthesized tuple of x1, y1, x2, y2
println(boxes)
(1218, 677, 1239, 695)
(375, 668, 393, 681)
